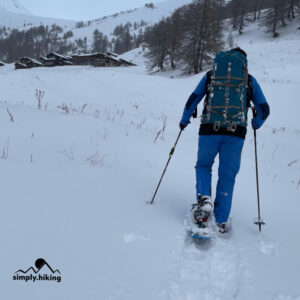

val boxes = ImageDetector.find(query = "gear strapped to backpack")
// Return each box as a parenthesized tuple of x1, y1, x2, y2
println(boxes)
(202, 50, 248, 132)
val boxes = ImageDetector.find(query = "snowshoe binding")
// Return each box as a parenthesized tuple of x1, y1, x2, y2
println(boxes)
(191, 194, 213, 226)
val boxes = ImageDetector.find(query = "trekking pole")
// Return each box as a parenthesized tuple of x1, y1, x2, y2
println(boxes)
(150, 130, 183, 205)
(251, 107, 265, 232)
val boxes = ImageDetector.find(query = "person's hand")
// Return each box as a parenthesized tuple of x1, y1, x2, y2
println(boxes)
(179, 123, 187, 130)
(251, 118, 260, 130)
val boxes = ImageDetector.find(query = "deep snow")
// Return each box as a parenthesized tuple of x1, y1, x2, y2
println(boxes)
(0, 18, 300, 300)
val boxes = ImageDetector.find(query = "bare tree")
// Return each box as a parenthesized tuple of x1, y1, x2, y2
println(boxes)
(260, 0, 288, 37)
(180, 0, 223, 74)
(144, 19, 169, 71)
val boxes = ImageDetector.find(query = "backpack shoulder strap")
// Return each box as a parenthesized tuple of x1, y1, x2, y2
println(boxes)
(247, 74, 253, 107)
(205, 70, 212, 95)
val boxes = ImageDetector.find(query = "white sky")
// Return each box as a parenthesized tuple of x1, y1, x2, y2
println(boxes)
(21, 0, 162, 21)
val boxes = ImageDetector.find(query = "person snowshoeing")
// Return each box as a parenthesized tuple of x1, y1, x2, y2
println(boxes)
(179, 47, 270, 233)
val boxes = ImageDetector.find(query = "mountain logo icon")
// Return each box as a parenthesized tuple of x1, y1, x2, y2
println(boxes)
(15, 258, 60, 274)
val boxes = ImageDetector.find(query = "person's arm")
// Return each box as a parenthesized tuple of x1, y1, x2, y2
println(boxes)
(179, 74, 207, 129)
(251, 76, 270, 129)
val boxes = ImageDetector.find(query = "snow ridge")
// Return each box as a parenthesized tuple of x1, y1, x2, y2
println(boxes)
(0, 0, 30, 15)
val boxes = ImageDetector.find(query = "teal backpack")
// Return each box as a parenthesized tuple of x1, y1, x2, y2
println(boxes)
(201, 50, 248, 132)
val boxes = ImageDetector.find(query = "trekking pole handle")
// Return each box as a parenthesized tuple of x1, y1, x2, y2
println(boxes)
(251, 106, 257, 118)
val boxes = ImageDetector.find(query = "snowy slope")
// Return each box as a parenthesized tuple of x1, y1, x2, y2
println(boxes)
(0, 0, 192, 43)
(0, 0, 30, 14)
(0, 2, 75, 29)
(72, 0, 193, 37)
(0, 18, 300, 300)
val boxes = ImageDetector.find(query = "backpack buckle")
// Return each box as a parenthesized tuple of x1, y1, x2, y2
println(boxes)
(227, 122, 237, 132)
(213, 121, 221, 131)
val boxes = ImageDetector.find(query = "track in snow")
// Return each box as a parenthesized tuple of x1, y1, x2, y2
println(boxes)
(168, 229, 253, 300)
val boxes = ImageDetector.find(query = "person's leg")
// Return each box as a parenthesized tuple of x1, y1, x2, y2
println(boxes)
(195, 135, 221, 200)
(214, 136, 244, 224)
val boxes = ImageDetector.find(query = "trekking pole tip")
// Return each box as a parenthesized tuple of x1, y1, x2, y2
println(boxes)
(254, 217, 265, 232)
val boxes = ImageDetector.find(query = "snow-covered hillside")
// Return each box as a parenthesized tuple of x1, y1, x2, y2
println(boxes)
(0, 0, 30, 14)
(0, 0, 192, 43)
(0, 18, 299, 300)
(0, 0, 75, 29)
(71, 0, 193, 38)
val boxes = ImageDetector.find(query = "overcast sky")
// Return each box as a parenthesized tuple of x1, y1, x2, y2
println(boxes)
(21, 0, 161, 21)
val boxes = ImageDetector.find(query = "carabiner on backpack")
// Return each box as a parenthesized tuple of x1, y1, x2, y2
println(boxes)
(213, 121, 221, 131)
(227, 122, 237, 132)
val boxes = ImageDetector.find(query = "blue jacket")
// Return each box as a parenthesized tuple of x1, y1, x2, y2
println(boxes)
(180, 73, 270, 138)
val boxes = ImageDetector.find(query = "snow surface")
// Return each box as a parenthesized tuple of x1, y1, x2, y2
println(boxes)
(0, 3, 75, 29)
(0, 17, 300, 300)
(0, 0, 30, 15)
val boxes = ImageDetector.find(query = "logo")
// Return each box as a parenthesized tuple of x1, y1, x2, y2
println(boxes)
(13, 258, 61, 283)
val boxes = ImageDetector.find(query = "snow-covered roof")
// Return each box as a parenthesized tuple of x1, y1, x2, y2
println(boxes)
(105, 51, 118, 58)
(46, 52, 72, 60)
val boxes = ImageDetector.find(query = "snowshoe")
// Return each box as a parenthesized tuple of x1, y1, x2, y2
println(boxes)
(186, 195, 214, 241)
(216, 218, 232, 236)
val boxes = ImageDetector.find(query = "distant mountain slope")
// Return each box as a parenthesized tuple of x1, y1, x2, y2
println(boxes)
(0, 0, 30, 15)
(77, 0, 193, 36)
(0, 0, 192, 37)
(0, 0, 75, 29)
(0, 0, 193, 60)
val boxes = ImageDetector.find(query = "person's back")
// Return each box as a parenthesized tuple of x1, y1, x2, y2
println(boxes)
(179, 47, 270, 234)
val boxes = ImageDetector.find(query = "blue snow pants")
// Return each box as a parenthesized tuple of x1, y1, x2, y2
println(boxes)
(195, 135, 244, 224)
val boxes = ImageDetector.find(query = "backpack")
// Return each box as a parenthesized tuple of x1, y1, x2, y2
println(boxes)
(201, 50, 248, 132)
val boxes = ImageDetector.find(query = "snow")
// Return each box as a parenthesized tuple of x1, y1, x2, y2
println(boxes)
(0, 0, 75, 29)
(0, 0, 30, 15)
(117, 47, 148, 68)
(0, 14, 300, 300)
(0, 0, 193, 48)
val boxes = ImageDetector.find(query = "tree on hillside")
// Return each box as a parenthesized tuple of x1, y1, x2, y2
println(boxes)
(166, 9, 185, 69)
(286, 0, 300, 19)
(179, 0, 223, 74)
(93, 30, 109, 53)
(249, 0, 270, 20)
(144, 0, 223, 74)
(260, 0, 288, 37)
(144, 18, 169, 70)
(112, 23, 134, 54)
(228, 0, 249, 34)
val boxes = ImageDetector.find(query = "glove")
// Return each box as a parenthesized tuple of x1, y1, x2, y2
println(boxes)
(251, 118, 260, 130)
(179, 123, 188, 130)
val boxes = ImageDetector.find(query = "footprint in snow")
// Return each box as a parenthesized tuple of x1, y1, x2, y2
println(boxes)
(123, 232, 150, 244)
(258, 236, 278, 256)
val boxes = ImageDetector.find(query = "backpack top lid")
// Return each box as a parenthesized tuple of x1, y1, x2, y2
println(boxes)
(231, 47, 247, 57)
(213, 49, 248, 78)
(214, 49, 248, 67)
(229, 48, 248, 67)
